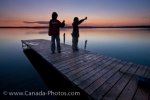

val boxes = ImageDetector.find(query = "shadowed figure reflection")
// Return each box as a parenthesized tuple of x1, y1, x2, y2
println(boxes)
(23, 49, 91, 100)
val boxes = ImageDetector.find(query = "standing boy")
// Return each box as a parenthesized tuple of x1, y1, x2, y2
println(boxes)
(48, 12, 65, 53)
(72, 17, 87, 51)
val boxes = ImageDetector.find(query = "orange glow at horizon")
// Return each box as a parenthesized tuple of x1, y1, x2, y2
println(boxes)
(0, 16, 150, 27)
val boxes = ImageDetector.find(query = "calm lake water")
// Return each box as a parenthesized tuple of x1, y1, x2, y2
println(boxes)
(0, 28, 150, 98)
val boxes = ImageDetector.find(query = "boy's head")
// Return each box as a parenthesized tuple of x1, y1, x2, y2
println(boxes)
(52, 12, 58, 19)
(74, 17, 79, 22)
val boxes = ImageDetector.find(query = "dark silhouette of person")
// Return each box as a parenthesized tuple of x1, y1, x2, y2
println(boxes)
(72, 17, 87, 51)
(48, 12, 65, 54)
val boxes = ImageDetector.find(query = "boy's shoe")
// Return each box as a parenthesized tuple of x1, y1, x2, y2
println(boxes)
(58, 50, 61, 53)
(75, 48, 79, 51)
(52, 51, 55, 54)
(72, 49, 79, 52)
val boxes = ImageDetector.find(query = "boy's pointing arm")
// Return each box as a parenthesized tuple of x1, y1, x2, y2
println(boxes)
(78, 17, 87, 25)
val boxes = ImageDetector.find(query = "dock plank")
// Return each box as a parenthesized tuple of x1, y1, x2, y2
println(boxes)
(91, 63, 132, 100)
(73, 58, 117, 85)
(69, 56, 110, 81)
(54, 53, 94, 71)
(102, 64, 139, 100)
(85, 61, 127, 95)
(117, 65, 147, 100)
(133, 66, 150, 100)
(66, 55, 105, 77)
(62, 55, 103, 75)
(78, 60, 123, 89)
(57, 54, 99, 71)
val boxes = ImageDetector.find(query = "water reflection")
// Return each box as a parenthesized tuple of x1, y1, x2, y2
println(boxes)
(0, 28, 150, 66)
(61, 28, 150, 67)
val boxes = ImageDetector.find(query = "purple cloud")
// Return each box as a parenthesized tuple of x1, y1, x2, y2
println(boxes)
(24, 21, 49, 24)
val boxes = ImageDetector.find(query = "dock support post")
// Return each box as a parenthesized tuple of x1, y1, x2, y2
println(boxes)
(63, 33, 65, 44)
(84, 40, 88, 49)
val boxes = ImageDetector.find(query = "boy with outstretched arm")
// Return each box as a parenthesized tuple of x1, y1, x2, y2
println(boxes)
(72, 17, 87, 51)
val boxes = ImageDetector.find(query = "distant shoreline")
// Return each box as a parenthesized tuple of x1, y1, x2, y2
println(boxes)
(0, 26, 150, 28)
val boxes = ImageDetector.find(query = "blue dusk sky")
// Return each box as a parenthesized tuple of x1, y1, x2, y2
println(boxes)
(0, 0, 150, 26)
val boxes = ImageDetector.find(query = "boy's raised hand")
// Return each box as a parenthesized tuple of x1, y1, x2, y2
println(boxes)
(85, 17, 87, 20)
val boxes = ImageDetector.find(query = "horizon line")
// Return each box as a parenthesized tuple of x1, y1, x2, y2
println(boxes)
(0, 25, 150, 28)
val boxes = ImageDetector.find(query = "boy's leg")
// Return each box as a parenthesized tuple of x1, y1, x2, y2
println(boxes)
(72, 36, 75, 50)
(51, 36, 55, 53)
(74, 37, 78, 50)
(76, 37, 79, 50)
(56, 35, 61, 52)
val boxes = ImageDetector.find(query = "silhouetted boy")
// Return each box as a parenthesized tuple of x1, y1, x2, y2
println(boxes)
(48, 12, 65, 53)
(72, 17, 87, 51)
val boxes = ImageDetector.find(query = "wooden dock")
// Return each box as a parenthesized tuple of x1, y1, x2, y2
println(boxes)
(21, 39, 150, 100)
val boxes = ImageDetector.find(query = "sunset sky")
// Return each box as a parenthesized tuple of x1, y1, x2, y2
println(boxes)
(0, 0, 150, 27)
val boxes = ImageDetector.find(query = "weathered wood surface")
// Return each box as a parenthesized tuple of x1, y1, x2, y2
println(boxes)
(22, 39, 150, 100)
